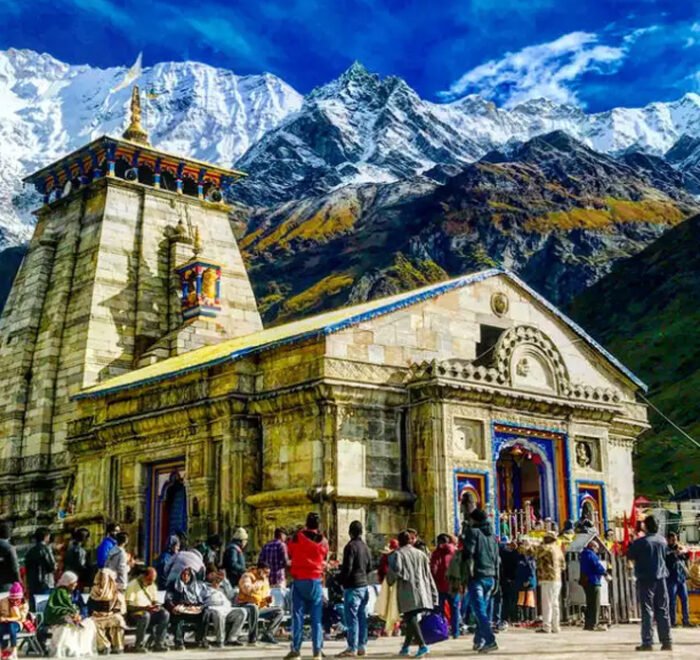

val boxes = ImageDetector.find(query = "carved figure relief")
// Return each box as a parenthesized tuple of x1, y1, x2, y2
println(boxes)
(511, 348, 555, 392)
(453, 418, 484, 460)
(575, 437, 601, 470)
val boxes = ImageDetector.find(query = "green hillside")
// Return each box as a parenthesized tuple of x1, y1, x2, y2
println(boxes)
(568, 214, 700, 497)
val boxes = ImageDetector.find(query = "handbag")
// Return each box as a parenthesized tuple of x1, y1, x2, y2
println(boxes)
(419, 610, 449, 645)
(23, 618, 37, 633)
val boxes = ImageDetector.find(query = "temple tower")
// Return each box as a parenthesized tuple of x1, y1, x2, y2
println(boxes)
(0, 88, 262, 526)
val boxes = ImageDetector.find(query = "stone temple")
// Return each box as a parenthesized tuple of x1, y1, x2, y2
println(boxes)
(0, 89, 649, 558)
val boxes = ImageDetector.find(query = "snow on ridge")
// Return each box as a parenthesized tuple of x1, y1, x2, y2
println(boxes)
(0, 48, 303, 248)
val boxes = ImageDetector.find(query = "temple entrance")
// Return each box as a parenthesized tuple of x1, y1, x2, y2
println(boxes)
(145, 460, 188, 563)
(496, 444, 545, 519)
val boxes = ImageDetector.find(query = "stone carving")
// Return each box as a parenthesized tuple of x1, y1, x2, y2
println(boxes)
(512, 350, 555, 392)
(575, 437, 601, 470)
(453, 418, 484, 460)
(491, 292, 509, 317)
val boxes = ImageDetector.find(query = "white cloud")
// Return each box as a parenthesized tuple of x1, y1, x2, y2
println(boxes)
(441, 31, 625, 107)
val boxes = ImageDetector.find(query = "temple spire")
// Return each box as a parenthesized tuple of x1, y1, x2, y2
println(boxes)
(122, 85, 150, 145)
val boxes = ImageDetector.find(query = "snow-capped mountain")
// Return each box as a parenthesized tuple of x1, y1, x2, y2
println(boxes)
(235, 62, 700, 205)
(0, 48, 303, 246)
(5, 50, 700, 246)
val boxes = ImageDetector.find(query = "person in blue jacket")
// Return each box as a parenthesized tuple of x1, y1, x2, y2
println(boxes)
(96, 522, 120, 569)
(579, 538, 607, 631)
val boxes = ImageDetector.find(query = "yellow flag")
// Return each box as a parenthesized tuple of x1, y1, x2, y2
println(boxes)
(111, 52, 143, 93)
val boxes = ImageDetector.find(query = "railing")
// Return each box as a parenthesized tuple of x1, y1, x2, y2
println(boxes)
(497, 504, 600, 538)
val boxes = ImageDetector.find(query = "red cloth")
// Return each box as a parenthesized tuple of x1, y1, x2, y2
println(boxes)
(288, 529, 329, 581)
(430, 542, 456, 593)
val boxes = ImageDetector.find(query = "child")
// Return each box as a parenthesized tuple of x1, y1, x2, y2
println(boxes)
(515, 541, 537, 625)
(0, 582, 29, 660)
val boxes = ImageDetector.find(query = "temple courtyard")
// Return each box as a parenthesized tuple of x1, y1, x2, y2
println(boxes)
(116, 625, 699, 659)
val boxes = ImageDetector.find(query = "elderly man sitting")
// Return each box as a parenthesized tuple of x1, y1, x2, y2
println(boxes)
(125, 567, 170, 652)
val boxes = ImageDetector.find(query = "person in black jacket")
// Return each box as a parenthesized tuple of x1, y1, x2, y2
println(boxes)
(337, 521, 372, 658)
(0, 524, 20, 592)
(24, 527, 57, 609)
(463, 508, 500, 654)
(63, 528, 92, 588)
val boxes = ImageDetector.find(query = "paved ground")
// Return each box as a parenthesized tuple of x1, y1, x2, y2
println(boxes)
(114, 625, 699, 659)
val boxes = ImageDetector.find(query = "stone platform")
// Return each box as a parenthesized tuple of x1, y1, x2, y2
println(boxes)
(117, 624, 698, 659)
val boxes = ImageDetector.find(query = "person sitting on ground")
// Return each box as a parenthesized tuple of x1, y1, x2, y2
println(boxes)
(579, 539, 608, 632)
(104, 533, 130, 592)
(387, 529, 438, 659)
(0, 582, 28, 660)
(125, 567, 169, 653)
(223, 528, 248, 587)
(44, 571, 97, 658)
(88, 568, 125, 655)
(238, 560, 285, 646)
(204, 570, 247, 648)
(258, 528, 290, 589)
(533, 531, 565, 634)
(96, 524, 120, 570)
(155, 536, 180, 590)
(165, 567, 211, 650)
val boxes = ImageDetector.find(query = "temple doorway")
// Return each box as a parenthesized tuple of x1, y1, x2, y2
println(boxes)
(496, 444, 545, 520)
(145, 460, 188, 563)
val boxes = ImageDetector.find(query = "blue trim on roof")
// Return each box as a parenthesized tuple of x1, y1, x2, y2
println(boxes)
(503, 272, 647, 392)
(75, 267, 646, 399)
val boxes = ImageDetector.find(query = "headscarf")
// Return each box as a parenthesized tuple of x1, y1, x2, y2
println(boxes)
(57, 570, 79, 589)
(90, 568, 118, 602)
(171, 569, 208, 605)
(166, 549, 204, 585)
(166, 534, 180, 552)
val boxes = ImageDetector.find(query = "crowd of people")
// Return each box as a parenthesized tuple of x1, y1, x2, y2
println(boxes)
(0, 506, 695, 658)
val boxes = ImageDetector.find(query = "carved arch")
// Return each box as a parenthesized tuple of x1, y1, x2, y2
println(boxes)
(493, 325, 570, 395)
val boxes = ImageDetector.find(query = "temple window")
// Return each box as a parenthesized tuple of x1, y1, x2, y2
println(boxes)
(475, 324, 506, 364)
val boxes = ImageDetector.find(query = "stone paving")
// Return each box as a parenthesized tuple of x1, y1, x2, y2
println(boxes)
(114, 624, 699, 659)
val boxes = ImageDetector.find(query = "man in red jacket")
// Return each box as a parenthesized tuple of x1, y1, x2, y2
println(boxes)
(430, 533, 459, 638)
(285, 512, 329, 660)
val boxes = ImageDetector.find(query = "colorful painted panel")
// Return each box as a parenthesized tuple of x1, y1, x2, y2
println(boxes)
(453, 469, 489, 534)
(576, 480, 608, 529)
(492, 422, 572, 526)
(176, 260, 222, 319)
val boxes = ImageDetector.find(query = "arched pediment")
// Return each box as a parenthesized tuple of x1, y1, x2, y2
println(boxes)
(494, 325, 570, 395)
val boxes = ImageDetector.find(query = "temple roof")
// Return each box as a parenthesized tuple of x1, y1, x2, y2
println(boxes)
(75, 268, 647, 399)
(23, 134, 247, 197)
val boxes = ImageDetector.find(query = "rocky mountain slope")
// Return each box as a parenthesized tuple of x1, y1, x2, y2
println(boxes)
(234, 62, 700, 205)
(241, 131, 699, 323)
(569, 214, 700, 497)
(6, 50, 700, 247)
(0, 48, 303, 246)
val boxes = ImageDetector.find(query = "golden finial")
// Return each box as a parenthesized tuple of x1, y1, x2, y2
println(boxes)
(122, 86, 150, 145)
(193, 226, 202, 257)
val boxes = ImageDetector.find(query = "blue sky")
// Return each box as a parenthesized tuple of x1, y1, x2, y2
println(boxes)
(1, 0, 700, 111)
